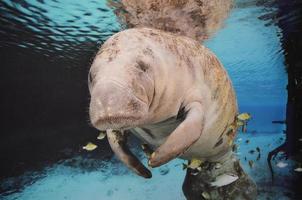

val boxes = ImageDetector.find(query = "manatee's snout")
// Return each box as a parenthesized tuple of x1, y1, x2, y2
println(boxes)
(89, 81, 148, 130)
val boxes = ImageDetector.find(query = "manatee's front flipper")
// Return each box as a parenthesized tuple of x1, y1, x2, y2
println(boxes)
(149, 102, 204, 167)
(107, 129, 152, 178)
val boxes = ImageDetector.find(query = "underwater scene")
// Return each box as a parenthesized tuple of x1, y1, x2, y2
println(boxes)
(0, 0, 301, 199)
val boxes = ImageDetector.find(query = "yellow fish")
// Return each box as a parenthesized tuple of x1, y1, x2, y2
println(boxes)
(237, 113, 251, 121)
(97, 131, 106, 140)
(202, 192, 211, 199)
(141, 144, 153, 158)
(83, 142, 98, 151)
(183, 158, 203, 170)
(236, 120, 244, 127)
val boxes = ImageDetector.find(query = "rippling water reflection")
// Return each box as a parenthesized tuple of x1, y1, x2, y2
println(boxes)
(0, 0, 120, 63)
(206, 1, 287, 105)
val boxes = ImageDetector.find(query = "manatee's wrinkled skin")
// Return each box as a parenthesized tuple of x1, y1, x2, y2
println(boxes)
(89, 27, 238, 173)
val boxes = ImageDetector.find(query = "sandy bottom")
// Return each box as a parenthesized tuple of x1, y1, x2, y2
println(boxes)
(0, 132, 299, 200)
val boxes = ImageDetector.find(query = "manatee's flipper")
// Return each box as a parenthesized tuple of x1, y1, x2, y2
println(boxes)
(149, 102, 204, 167)
(106, 129, 152, 178)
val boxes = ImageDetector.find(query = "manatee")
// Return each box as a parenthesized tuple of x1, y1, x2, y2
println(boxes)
(88, 27, 238, 177)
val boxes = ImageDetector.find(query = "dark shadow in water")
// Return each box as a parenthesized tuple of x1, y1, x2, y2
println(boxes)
(276, 1, 302, 197)
(257, 0, 302, 198)
(0, 0, 119, 183)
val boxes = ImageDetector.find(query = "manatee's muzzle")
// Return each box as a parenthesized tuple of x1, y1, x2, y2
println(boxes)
(89, 80, 148, 130)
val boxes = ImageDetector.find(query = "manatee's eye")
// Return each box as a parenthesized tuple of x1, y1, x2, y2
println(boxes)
(136, 61, 149, 72)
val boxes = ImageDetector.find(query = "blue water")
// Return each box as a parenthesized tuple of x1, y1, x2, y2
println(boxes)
(0, 0, 292, 199)
(206, 3, 287, 135)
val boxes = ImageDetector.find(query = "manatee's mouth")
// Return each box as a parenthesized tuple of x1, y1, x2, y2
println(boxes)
(93, 115, 143, 130)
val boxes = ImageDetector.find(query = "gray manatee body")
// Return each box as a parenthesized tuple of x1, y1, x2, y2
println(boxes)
(89, 27, 238, 177)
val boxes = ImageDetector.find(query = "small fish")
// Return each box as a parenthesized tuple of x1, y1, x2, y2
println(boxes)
(245, 139, 250, 144)
(256, 147, 260, 153)
(141, 144, 153, 158)
(237, 120, 244, 127)
(201, 191, 211, 199)
(298, 138, 302, 142)
(215, 163, 222, 169)
(191, 171, 199, 176)
(276, 161, 288, 168)
(237, 113, 251, 121)
(232, 144, 238, 152)
(97, 131, 106, 140)
(83, 142, 97, 151)
(184, 159, 203, 170)
(244, 156, 247, 161)
(248, 160, 254, 168)
(210, 174, 239, 187)
(249, 150, 255, 154)
(242, 125, 247, 133)
(256, 153, 261, 161)
(294, 168, 302, 172)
